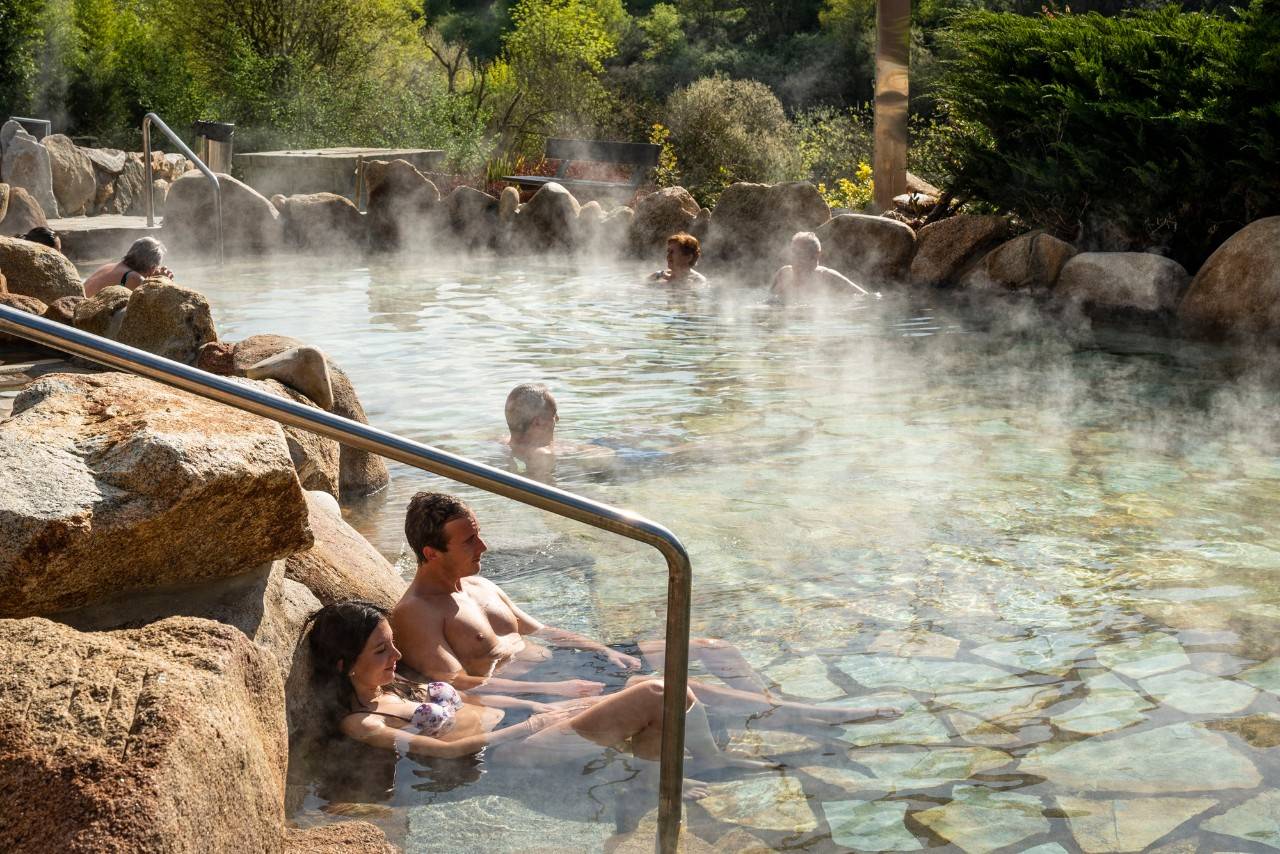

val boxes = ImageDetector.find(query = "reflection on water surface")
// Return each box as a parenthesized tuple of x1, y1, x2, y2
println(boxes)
(185, 254, 1280, 852)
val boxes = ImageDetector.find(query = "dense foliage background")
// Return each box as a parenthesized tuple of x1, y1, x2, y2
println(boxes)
(0, 0, 1275, 264)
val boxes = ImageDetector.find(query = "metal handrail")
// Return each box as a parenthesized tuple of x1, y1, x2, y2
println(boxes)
(142, 112, 224, 266)
(0, 306, 690, 854)
(8, 116, 51, 140)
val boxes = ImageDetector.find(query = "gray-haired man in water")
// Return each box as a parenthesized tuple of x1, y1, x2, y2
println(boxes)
(391, 492, 886, 722)
(769, 231, 870, 303)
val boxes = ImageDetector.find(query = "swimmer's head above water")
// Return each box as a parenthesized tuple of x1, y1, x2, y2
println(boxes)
(505, 382, 558, 448)
(305, 599, 396, 717)
(404, 491, 487, 577)
(788, 231, 822, 272)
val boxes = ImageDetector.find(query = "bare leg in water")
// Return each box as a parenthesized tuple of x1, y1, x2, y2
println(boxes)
(520, 679, 773, 798)
(638, 638, 899, 726)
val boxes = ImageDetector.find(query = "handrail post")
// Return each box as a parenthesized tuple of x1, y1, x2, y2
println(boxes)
(143, 115, 155, 228)
(0, 304, 691, 853)
(141, 112, 225, 265)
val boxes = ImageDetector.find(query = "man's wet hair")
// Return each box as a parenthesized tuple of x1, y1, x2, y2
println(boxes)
(505, 383, 556, 437)
(790, 231, 821, 259)
(405, 492, 471, 559)
(667, 232, 701, 265)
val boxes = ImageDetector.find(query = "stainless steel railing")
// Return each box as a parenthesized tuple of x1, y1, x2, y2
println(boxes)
(8, 116, 52, 140)
(0, 306, 690, 853)
(142, 112, 225, 265)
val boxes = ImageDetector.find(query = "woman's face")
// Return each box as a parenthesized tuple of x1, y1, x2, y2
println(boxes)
(349, 619, 401, 689)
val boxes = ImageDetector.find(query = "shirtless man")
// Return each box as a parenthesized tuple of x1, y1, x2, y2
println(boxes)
(391, 491, 639, 698)
(391, 492, 895, 723)
(769, 231, 870, 304)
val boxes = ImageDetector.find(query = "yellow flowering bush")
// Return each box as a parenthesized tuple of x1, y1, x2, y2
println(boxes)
(818, 162, 874, 211)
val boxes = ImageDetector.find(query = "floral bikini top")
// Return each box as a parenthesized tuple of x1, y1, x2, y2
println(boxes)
(359, 682, 463, 738)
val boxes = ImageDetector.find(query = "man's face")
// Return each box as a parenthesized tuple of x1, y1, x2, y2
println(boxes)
(434, 513, 488, 580)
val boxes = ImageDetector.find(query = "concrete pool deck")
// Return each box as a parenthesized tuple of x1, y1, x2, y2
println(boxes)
(235, 147, 445, 202)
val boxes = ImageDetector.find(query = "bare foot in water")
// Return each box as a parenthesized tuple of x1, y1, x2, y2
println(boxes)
(684, 778, 711, 800)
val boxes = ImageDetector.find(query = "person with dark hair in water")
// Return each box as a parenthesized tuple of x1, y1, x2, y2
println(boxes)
(83, 236, 174, 297)
(19, 226, 61, 252)
(303, 599, 763, 787)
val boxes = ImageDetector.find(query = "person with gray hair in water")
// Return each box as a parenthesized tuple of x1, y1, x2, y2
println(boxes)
(769, 231, 870, 304)
(83, 236, 175, 297)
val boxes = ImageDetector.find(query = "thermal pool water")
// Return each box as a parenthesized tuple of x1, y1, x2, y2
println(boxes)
(182, 253, 1280, 852)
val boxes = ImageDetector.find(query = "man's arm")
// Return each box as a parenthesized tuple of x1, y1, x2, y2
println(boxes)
(394, 593, 606, 696)
(488, 583, 641, 670)
(821, 267, 870, 296)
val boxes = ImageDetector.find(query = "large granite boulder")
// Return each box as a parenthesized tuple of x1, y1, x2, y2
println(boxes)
(1178, 216, 1280, 340)
(164, 171, 284, 254)
(286, 490, 405, 608)
(0, 617, 288, 852)
(629, 186, 700, 255)
(43, 134, 96, 217)
(498, 185, 520, 224)
(364, 158, 440, 251)
(115, 278, 217, 364)
(0, 235, 84, 303)
(244, 378, 342, 496)
(515, 181, 581, 250)
(82, 146, 127, 175)
(0, 372, 313, 617)
(198, 334, 390, 500)
(0, 183, 49, 235)
(1055, 251, 1190, 321)
(442, 185, 500, 249)
(0, 123, 59, 217)
(285, 823, 398, 854)
(707, 181, 830, 264)
(57, 557, 321, 688)
(963, 230, 1076, 293)
(0, 293, 46, 346)
(73, 284, 131, 337)
(909, 214, 1010, 287)
(100, 153, 149, 215)
(814, 214, 916, 286)
(42, 294, 84, 326)
(279, 192, 365, 251)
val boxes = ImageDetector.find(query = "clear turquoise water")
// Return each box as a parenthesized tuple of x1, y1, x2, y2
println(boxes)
(183, 253, 1280, 852)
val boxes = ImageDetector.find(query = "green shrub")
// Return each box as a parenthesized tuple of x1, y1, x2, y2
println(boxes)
(0, 0, 45, 115)
(663, 76, 803, 206)
(934, 4, 1279, 266)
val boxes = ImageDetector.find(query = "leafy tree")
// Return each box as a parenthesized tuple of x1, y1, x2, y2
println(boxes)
(935, 6, 1274, 266)
(0, 0, 47, 115)
(663, 75, 803, 205)
(492, 0, 620, 150)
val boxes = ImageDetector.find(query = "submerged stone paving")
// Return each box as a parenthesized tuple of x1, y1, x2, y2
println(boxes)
(1056, 796, 1215, 853)
(1095, 632, 1190, 679)
(914, 785, 1049, 854)
(696, 776, 818, 834)
(834, 655, 1028, 694)
(820, 799, 922, 851)
(1137, 668, 1258, 714)
(1200, 790, 1280, 848)
(1020, 723, 1261, 793)
(763, 655, 843, 700)
(804, 746, 1010, 793)
(1240, 657, 1280, 695)
(1050, 672, 1154, 736)
(970, 632, 1093, 675)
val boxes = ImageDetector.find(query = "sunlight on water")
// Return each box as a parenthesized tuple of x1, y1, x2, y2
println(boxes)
(183, 253, 1280, 852)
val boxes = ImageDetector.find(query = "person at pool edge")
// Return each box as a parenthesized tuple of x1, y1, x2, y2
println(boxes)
(389, 491, 896, 723)
(649, 232, 707, 285)
(769, 231, 869, 303)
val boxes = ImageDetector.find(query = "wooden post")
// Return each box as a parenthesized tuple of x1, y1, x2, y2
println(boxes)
(874, 0, 911, 212)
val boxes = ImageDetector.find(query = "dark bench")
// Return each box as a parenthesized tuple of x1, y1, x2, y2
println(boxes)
(502, 138, 661, 199)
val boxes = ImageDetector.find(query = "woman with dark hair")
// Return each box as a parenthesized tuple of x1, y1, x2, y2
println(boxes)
(82, 236, 174, 297)
(303, 600, 758, 776)
(19, 226, 61, 252)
